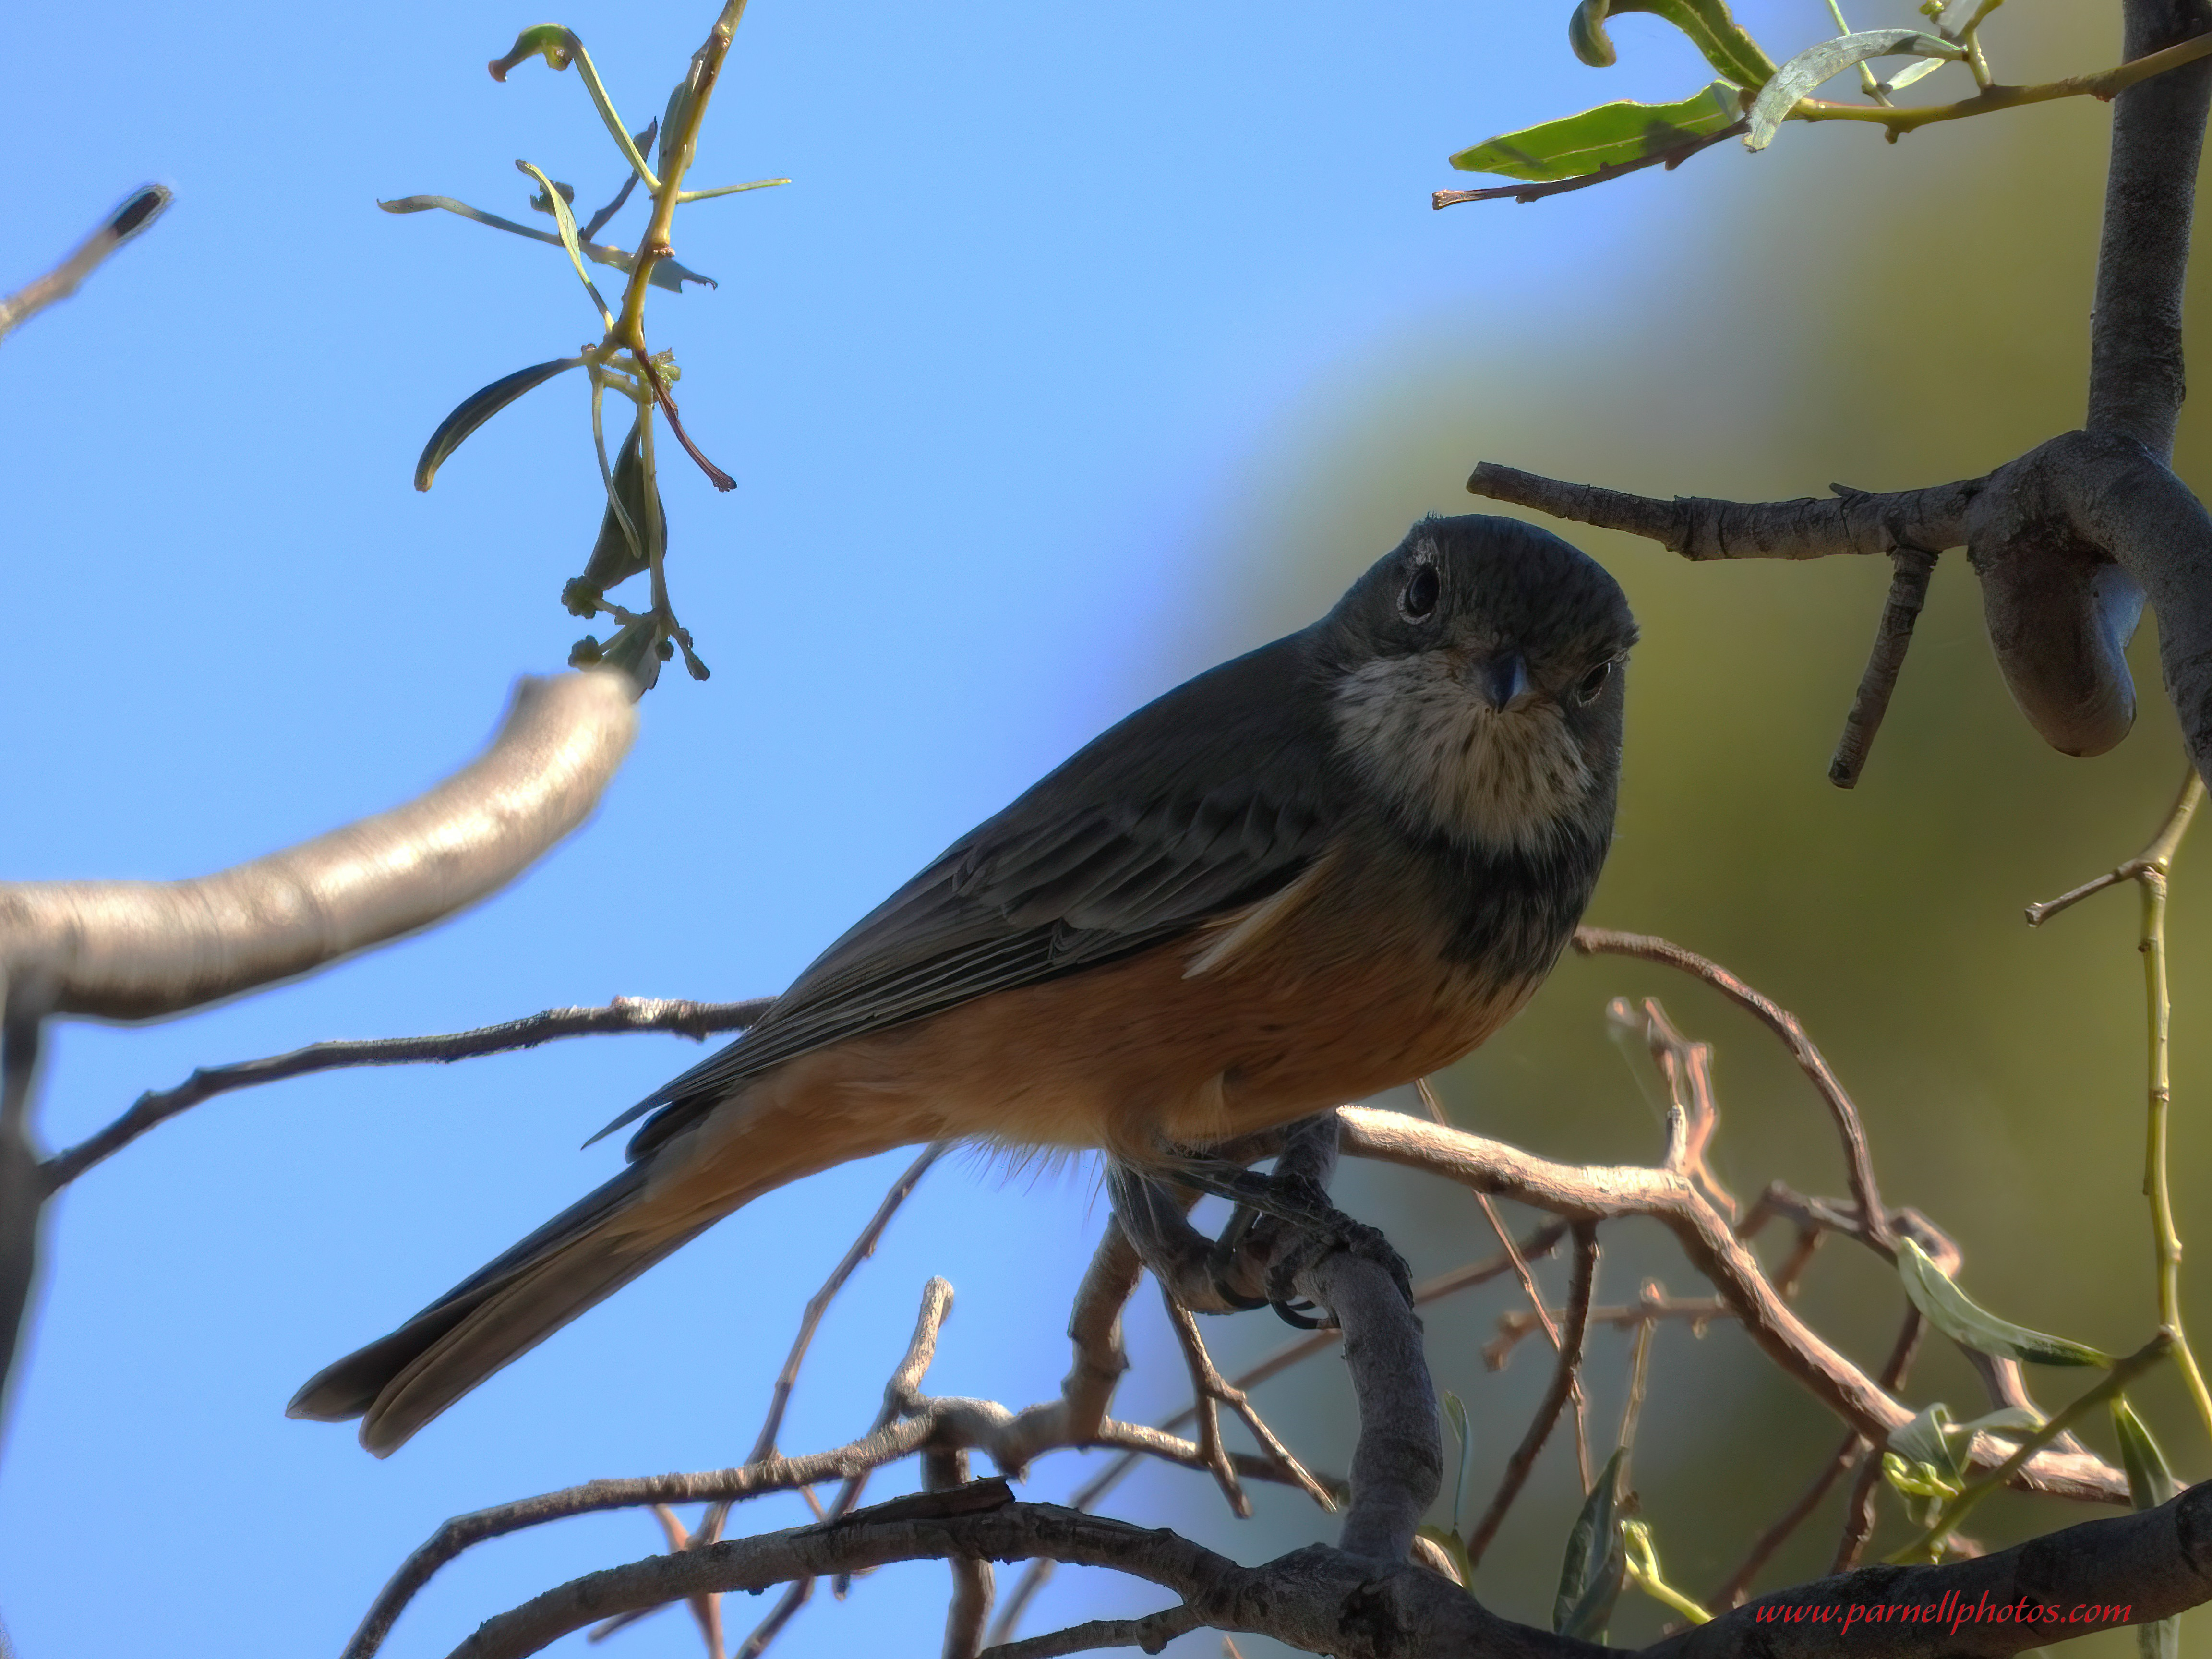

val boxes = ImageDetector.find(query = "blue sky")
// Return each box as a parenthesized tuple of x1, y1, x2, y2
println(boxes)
(0, 3, 2026, 1656)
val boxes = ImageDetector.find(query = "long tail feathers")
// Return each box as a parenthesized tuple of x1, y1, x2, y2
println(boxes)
(289, 1162, 715, 1456)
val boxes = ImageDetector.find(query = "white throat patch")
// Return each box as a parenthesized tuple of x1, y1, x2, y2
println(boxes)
(1331, 653, 1591, 852)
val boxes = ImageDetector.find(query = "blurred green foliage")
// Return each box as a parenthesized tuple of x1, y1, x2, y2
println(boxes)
(1161, 8, 2212, 1650)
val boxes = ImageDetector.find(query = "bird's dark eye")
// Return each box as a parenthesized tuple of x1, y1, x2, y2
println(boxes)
(1573, 661, 1615, 705)
(1399, 564, 1441, 622)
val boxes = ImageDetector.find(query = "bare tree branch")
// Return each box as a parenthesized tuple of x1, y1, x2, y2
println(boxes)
(1466, 464, 1982, 565)
(40, 992, 771, 1191)
(1431, 122, 1745, 209)
(0, 670, 637, 1023)
(1466, 1223, 1597, 1568)
(1713, 1309, 1922, 1607)
(442, 1481, 2212, 1659)
(927, 1447, 992, 1659)
(0, 186, 170, 343)
(1574, 929, 1890, 1249)
(983, 1229, 1560, 1648)
(749, 1145, 947, 1466)
(978, 1604, 1202, 1659)
(1334, 1107, 2125, 1504)
(2086, 0, 2212, 459)
(1829, 547, 1940, 789)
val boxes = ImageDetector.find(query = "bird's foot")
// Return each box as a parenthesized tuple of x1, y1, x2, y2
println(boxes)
(1162, 1158, 1414, 1324)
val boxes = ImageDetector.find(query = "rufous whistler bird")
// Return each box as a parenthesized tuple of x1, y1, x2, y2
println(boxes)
(292, 513, 1636, 1454)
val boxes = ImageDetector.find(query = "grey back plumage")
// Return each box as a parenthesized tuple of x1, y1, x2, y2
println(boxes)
(600, 513, 1633, 1159)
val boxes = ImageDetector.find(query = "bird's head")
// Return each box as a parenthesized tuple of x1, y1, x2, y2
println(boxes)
(1319, 514, 1636, 854)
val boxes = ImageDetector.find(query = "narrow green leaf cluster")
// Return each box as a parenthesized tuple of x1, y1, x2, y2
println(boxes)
(392, 10, 778, 693)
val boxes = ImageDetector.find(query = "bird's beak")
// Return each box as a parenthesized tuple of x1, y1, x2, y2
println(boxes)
(1475, 652, 1531, 710)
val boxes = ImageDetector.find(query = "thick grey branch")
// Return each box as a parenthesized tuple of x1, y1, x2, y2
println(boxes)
(0, 670, 637, 1023)
(444, 1483, 2212, 1659)
(2087, 0, 2212, 457)
(1466, 464, 1982, 563)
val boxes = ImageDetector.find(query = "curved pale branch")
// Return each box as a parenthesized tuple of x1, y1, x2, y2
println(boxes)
(1334, 1107, 2127, 1504)
(0, 670, 637, 1023)
(0, 186, 170, 343)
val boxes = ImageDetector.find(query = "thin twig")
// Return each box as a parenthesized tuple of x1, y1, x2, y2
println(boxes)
(1424, 1078, 1591, 1487)
(1630, 1000, 1737, 1220)
(732, 1580, 809, 1659)
(42, 993, 771, 1190)
(1161, 1290, 1249, 1519)
(748, 1145, 949, 1465)
(0, 186, 170, 343)
(1574, 929, 1892, 1249)
(1486, 1289, 1728, 1369)
(1465, 1222, 1599, 1568)
(581, 121, 660, 241)
(2024, 770, 2206, 924)
(1433, 121, 1747, 208)
(1790, 29, 2212, 137)
(1337, 1108, 2124, 1503)
(1472, 1189, 1593, 1491)
(2026, 769, 2212, 1444)
(1831, 1312, 1929, 1575)
(1829, 546, 1940, 788)
(637, 353, 735, 491)
(978, 1605, 1201, 1659)
(594, 1149, 945, 1653)
(1160, 1288, 1333, 1515)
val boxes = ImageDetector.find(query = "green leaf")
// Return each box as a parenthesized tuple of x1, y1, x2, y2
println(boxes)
(1568, 0, 1776, 90)
(2112, 1399, 2179, 1510)
(597, 614, 665, 692)
(1746, 29, 1968, 150)
(1896, 1239, 2113, 1367)
(487, 23, 577, 80)
(1880, 1451, 1956, 1503)
(565, 414, 665, 615)
(1887, 1403, 1962, 1485)
(1451, 82, 1741, 182)
(516, 158, 613, 325)
(377, 196, 715, 293)
(1554, 1448, 1629, 1641)
(2115, 1406, 2185, 1655)
(1442, 1391, 1477, 1538)
(413, 357, 584, 492)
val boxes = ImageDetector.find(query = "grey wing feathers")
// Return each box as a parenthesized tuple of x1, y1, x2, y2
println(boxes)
(597, 630, 1345, 1156)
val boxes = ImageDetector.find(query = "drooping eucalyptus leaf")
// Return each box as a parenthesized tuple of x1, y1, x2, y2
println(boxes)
(1568, 0, 1775, 89)
(1452, 81, 1741, 181)
(1745, 29, 1967, 150)
(377, 196, 715, 293)
(1887, 1402, 1962, 1485)
(2112, 1398, 2178, 1510)
(1896, 1239, 2113, 1368)
(414, 357, 585, 492)
(1554, 1448, 1629, 1641)
(565, 414, 665, 616)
